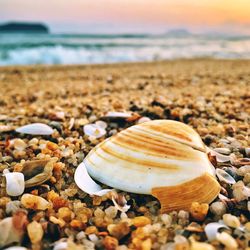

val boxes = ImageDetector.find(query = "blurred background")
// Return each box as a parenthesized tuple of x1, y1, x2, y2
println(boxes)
(1, 0, 250, 65)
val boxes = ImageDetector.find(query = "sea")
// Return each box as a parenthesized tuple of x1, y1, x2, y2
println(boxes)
(1, 33, 250, 65)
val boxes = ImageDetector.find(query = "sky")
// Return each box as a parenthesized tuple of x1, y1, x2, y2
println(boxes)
(1, 0, 250, 34)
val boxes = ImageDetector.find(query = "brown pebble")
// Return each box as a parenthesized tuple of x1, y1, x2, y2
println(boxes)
(190, 202, 209, 221)
(103, 236, 119, 250)
(132, 216, 151, 227)
(107, 222, 130, 240)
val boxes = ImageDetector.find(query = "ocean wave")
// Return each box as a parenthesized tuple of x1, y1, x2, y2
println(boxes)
(1, 34, 250, 65)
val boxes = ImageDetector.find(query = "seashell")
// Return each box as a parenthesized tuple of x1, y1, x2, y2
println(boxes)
(83, 124, 106, 139)
(204, 222, 229, 241)
(16, 123, 54, 135)
(4, 171, 25, 196)
(75, 120, 220, 212)
(137, 117, 151, 124)
(216, 169, 236, 184)
(101, 111, 132, 120)
(21, 159, 56, 187)
(208, 148, 234, 163)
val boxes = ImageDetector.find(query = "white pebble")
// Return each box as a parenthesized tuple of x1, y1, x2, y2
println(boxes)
(161, 214, 172, 227)
(88, 234, 99, 242)
(105, 206, 118, 219)
(6, 200, 21, 214)
(4, 172, 25, 196)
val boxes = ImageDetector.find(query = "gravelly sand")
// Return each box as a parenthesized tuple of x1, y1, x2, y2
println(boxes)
(0, 59, 249, 250)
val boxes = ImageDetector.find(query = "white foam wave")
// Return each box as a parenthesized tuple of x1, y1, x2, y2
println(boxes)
(1, 37, 250, 65)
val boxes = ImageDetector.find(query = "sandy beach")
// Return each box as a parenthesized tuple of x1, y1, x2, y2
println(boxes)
(0, 59, 250, 249)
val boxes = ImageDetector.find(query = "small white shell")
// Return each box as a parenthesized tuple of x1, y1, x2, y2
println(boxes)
(4, 172, 25, 196)
(216, 169, 236, 184)
(102, 111, 132, 119)
(16, 123, 54, 135)
(83, 124, 106, 139)
(204, 222, 229, 241)
(95, 120, 108, 129)
(207, 148, 232, 162)
(74, 162, 112, 196)
(137, 117, 151, 124)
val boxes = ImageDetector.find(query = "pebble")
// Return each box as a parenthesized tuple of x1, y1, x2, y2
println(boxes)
(245, 148, 250, 157)
(190, 238, 215, 250)
(27, 221, 44, 244)
(21, 193, 50, 210)
(141, 238, 152, 250)
(214, 147, 231, 155)
(190, 202, 209, 221)
(174, 235, 189, 249)
(4, 172, 25, 197)
(88, 233, 99, 242)
(53, 241, 68, 250)
(58, 207, 74, 222)
(132, 216, 151, 227)
(6, 200, 22, 214)
(223, 214, 240, 228)
(107, 222, 130, 240)
(232, 181, 249, 201)
(0, 217, 23, 248)
(209, 201, 227, 217)
(178, 210, 189, 226)
(13, 139, 27, 151)
(85, 226, 98, 235)
(50, 216, 66, 228)
(103, 236, 118, 250)
(160, 214, 172, 227)
(104, 206, 118, 219)
(237, 165, 250, 176)
(216, 232, 238, 249)
(243, 173, 250, 184)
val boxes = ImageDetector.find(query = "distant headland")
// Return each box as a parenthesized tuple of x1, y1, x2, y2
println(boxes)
(0, 22, 49, 33)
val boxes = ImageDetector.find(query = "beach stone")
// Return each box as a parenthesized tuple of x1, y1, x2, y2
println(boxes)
(223, 214, 240, 228)
(216, 232, 238, 249)
(103, 236, 118, 250)
(107, 222, 130, 239)
(27, 221, 44, 244)
(210, 201, 226, 217)
(132, 216, 151, 227)
(190, 202, 209, 221)
(21, 194, 49, 210)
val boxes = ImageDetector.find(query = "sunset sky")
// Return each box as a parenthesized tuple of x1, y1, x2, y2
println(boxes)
(1, 0, 250, 34)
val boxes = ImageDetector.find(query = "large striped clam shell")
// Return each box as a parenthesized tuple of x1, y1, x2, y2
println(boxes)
(81, 120, 221, 212)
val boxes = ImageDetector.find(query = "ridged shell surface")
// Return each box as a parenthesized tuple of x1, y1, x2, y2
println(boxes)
(84, 120, 215, 194)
